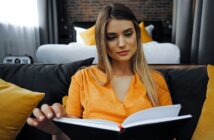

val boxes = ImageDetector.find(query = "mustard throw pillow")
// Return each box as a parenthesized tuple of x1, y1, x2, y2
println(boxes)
(192, 65, 214, 140)
(139, 22, 153, 43)
(80, 25, 96, 46)
(0, 79, 44, 140)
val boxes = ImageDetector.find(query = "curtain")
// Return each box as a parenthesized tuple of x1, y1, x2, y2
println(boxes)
(37, 0, 58, 45)
(0, 0, 40, 62)
(0, 0, 58, 63)
(172, 0, 214, 64)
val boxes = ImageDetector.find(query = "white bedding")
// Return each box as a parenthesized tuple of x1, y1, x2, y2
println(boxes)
(143, 41, 180, 64)
(36, 41, 180, 64)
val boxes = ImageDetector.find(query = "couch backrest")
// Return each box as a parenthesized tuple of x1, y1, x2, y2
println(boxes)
(157, 66, 208, 140)
(0, 63, 208, 140)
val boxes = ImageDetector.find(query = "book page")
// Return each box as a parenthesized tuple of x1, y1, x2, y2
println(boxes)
(123, 114, 192, 128)
(122, 104, 181, 125)
(54, 117, 120, 131)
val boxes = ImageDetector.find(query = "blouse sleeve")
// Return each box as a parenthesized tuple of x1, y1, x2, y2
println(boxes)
(153, 71, 173, 106)
(65, 70, 83, 117)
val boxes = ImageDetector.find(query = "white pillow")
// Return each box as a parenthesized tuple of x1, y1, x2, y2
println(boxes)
(145, 24, 154, 38)
(74, 26, 86, 44)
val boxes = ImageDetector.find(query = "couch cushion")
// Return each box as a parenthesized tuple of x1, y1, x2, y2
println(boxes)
(0, 79, 44, 140)
(80, 25, 96, 45)
(139, 22, 153, 43)
(158, 66, 208, 140)
(0, 57, 94, 140)
(192, 65, 214, 140)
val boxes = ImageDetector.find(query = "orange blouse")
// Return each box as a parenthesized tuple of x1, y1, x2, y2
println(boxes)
(66, 66, 172, 123)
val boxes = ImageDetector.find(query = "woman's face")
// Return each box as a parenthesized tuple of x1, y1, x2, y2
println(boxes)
(106, 19, 137, 64)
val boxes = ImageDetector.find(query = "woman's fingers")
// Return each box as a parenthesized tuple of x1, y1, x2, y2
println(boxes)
(27, 103, 65, 135)
(30, 103, 64, 121)
(52, 103, 65, 118)
(33, 108, 45, 121)
(27, 107, 46, 127)
(41, 104, 55, 119)
(27, 117, 39, 127)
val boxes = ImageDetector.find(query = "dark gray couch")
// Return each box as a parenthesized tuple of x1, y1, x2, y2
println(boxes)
(0, 60, 208, 140)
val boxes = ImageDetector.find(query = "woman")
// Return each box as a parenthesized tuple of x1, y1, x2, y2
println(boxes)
(27, 3, 172, 140)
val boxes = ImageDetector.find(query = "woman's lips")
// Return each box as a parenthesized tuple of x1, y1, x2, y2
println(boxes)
(117, 50, 130, 56)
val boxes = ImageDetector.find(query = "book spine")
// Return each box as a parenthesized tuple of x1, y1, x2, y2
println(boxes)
(118, 127, 126, 140)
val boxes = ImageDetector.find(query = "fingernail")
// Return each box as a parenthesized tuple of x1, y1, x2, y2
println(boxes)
(47, 113, 52, 118)
(39, 116, 44, 121)
(57, 113, 61, 118)
(33, 122, 38, 126)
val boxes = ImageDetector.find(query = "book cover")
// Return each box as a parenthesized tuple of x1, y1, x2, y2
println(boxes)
(53, 104, 192, 140)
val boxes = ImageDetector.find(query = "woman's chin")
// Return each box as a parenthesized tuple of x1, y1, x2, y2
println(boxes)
(114, 56, 132, 62)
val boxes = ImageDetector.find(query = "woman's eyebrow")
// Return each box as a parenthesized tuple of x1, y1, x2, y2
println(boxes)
(123, 28, 134, 33)
(106, 28, 134, 35)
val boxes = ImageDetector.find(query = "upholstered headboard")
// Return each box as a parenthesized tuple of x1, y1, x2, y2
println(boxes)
(72, 21, 163, 42)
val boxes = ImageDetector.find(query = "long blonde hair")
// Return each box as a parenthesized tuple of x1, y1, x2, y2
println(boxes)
(95, 3, 159, 106)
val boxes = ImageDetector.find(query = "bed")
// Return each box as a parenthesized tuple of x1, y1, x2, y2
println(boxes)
(36, 41, 179, 64)
(36, 21, 180, 64)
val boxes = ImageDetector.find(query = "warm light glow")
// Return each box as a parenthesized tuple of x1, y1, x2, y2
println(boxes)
(0, 0, 39, 27)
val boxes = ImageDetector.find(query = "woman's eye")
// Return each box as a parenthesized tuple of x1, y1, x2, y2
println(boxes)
(124, 31, 133, 37)
(106, 35, 116, 41)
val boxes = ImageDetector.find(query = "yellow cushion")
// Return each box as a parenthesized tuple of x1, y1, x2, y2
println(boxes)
(80, 25, 96, 46)
(192, 65, 214, 140)
(139, 22, 153, 43)
(0, 79, 44, 140)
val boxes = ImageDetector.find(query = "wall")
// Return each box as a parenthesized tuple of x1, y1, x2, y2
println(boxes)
(57, 0, 173, 43)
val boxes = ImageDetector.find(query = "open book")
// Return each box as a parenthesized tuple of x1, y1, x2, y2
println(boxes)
(53, 104, 192, 140)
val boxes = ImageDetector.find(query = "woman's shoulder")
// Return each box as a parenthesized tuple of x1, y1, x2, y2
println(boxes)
(73, 65, 102, 78)
(72, 65, 107, 84)
(73, 65, 95, 76)
(150, 69, 167, 85)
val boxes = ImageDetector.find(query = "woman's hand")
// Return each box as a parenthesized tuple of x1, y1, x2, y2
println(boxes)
(27, 103, 65, 135)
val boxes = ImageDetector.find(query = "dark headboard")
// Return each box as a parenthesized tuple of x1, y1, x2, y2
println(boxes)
(73, 21, 95, 29)
(72, 21, 163, 42)
(143, 21, 163, 42)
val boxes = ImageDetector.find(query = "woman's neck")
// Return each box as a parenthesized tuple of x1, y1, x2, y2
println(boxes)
(111, 61, 133, 76)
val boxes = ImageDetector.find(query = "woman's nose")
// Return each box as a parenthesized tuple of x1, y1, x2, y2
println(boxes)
(118, 36, 125, 47)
